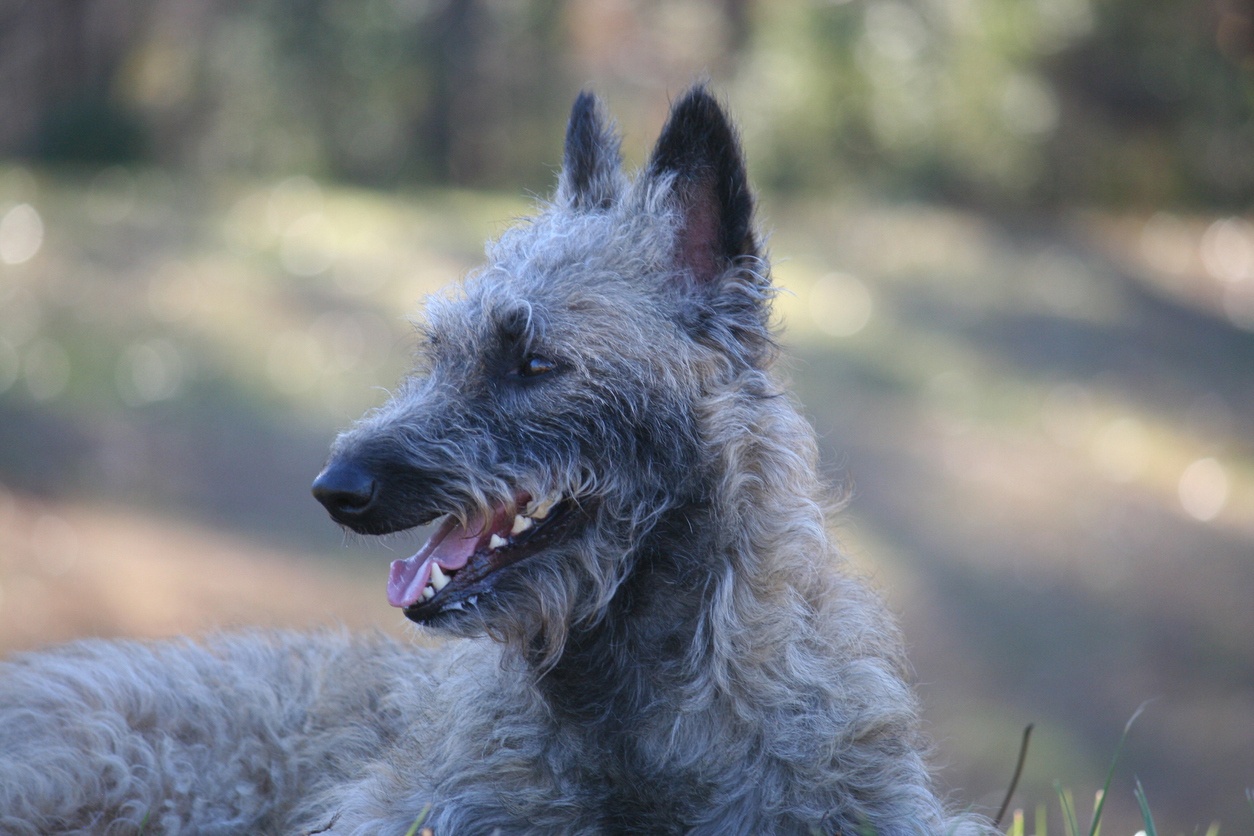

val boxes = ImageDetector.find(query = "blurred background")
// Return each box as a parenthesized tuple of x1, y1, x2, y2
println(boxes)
(0, 0, 1251, 831)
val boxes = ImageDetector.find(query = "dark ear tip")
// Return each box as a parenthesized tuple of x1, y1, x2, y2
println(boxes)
(565, 91, 606, 155)
(649, 85, 741, 179)
(569, 90, 600, 123)
(647, 84, 758, 275)
(670, 84, 720, 116)
(560, 89, 623, 210)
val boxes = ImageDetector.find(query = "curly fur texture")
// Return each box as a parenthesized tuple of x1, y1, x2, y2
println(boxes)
(0, 88, 992, 835)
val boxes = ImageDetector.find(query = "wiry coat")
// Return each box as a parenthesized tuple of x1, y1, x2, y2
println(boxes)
(0, 89, 990, 835)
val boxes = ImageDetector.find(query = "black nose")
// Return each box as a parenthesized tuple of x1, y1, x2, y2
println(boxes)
(312, 460, 377, 522)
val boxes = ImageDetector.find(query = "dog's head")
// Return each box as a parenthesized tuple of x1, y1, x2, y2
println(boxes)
(313, 88, 774, 656)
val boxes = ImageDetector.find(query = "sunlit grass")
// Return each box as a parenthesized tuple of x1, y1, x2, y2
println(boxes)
(1005, 794, 1224, 836)
(1001, 706, 1242, 836)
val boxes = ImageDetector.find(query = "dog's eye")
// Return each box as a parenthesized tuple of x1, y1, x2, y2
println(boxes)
(516, 355, 557, 378)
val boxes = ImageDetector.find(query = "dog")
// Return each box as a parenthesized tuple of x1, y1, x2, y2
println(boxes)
(0, 87, 989, 835)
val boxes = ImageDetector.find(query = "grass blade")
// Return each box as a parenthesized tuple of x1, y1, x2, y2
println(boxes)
(1056, 783, 1080, 836)
(994, 724, 1035, 828)
(1088, 700, 1152, 836)
(403, 803, 433, 836)
(1133, 778, 1156, 836)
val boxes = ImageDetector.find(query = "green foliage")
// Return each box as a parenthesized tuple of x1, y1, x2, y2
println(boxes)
(7, 0, 1250, 207)
(34, 96, 147, 165)
(741, 0, 1070, 201)
(741, 0, 1254, 208)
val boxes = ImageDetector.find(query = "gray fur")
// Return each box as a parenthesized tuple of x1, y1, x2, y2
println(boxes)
(0, 88, 992, 835)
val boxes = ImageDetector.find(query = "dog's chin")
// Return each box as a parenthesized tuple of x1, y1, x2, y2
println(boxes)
(397, 497, 580, 627)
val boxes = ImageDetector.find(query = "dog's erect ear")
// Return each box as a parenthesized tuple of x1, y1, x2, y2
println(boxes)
(647, 86, 758, 286)
(557, 91, 625, 211)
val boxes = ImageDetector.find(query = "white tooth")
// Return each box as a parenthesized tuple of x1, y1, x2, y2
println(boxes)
(421, 585, 435, 601)
(511, 515, 533, 535)
(528, 495, 558, 520)
(430, 564, 449, 591)
(467, 595, 478, 607)
(444, 601, 465, 612)
(489, 533, 508, 550)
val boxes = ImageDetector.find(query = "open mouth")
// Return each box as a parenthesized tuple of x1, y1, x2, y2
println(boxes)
(387, 492, 569, 619)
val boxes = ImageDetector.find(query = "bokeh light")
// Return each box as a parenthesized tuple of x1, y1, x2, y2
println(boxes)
(147, 263, 205, 324)
(1177, 457, 1229, 522)
(1200, 217, 1254, 283)
(1092, 416, 1147, 484)
(809, 272, 874, 338)
(0, 204, 44, 265)
(116, 339, 186, 407)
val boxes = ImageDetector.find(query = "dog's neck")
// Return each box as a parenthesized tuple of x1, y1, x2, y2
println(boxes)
(537, 395, 824, 727)
(535, 496, 719, 721)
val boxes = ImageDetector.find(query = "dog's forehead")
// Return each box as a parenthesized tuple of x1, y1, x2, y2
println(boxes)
(508, 203, 673, 278)
(431, 208, 677, 336)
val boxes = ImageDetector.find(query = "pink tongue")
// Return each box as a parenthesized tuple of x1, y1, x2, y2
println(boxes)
(387, 512, 487, 608)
